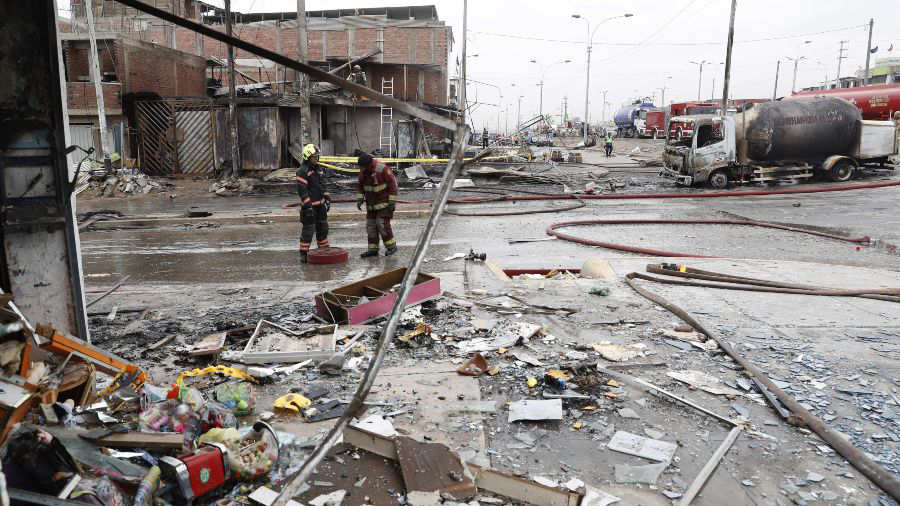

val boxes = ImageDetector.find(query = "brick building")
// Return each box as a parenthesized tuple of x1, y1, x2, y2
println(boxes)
(60, 1, 454, 172)
(58, 30, 208, 165)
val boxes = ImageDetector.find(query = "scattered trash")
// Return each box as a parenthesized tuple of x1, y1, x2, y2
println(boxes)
(666, 370, 744, 396)
(457, 353, 489, 376)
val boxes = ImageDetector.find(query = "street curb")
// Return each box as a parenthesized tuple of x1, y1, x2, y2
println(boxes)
(85, 208, 432, 230)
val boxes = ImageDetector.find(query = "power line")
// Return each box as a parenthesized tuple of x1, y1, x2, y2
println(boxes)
(469, 23, 867, 48)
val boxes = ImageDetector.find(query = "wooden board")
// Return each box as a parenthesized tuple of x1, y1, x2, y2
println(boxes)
(395, 436, 476, 500)
(188, 332, 226, 357)
(84, 431, 183, 450)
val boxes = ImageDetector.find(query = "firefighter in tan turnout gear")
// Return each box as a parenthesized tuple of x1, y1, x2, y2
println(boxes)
(356, 152, 398, 257)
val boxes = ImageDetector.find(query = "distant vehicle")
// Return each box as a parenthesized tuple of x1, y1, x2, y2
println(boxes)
(660, 97, 899, 188)
(666, 102, 721, 140)
(787, 83, 900, 121)
(635, 108, 667, 138)
(613, 101, 656, 138)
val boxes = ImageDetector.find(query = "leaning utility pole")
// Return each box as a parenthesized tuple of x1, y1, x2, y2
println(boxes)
(772, 60, 780, 100)
(84, 0, 113, 173)
(864, 18, 873, 86)
(459, 0, 467, 126)
(296, 0, 312, 144)
(225, 0, 240, 177)
(835, 40, 848, 89)
(720, 0, 736, 114)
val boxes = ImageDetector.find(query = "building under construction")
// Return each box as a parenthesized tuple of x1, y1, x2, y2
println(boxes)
(60, 0, 455, 175)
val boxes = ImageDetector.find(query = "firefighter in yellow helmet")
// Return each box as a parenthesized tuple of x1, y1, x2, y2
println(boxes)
(296, 143, 330, 263)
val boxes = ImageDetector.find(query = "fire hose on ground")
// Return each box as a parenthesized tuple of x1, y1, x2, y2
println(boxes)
(624, 267, 900, 500)
(545, 219, 872, 258)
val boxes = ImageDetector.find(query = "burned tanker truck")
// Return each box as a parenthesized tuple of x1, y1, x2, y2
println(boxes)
(660, 97, 900, 188)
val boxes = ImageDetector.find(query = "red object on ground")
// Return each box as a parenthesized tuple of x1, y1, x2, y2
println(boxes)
(315, 268, 441, 324)
(159, 443, 229, 502)
(307, 247, 349, 265)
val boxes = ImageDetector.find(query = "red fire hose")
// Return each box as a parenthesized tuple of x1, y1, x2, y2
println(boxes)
(545, 219, 872, 258)
(281, 179, 900, 209)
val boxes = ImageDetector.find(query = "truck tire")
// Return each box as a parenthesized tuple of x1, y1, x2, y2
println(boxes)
(829, 159, 855, 182)
(708, 170, 730, 189)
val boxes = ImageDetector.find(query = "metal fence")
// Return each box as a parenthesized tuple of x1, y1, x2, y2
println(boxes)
(135, 99, 221, 176)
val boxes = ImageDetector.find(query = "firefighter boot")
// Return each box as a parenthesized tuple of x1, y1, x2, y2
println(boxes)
(385, 246, 398, 256)
(360, 250, 379, 258)
(300, 251, 308, 263)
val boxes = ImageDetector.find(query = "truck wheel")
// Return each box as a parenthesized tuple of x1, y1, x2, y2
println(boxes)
(829, 159, 855, 182)
(708, 170, 730, 189)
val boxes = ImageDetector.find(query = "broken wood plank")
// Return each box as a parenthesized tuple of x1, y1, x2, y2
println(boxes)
(395, 436, 476, 500)
(83, 431, 183, 450)
(676, 425, 743, 506)
(85, 275, 130, 308)
(484, 259, 511, 282)
(148, 335, 175, 351)
(343, 425, 580, 506)
(189, 332, 227, 357)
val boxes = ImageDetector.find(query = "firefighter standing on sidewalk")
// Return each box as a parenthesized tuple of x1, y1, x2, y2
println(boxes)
(296, 144, 330, 263)
(356, 151, 398, 257)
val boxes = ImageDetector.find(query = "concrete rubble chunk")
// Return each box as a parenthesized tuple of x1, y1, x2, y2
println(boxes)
(406, 490, 441, 506)
(309, 490, 345, 506)
(508, 399, 563, 422)
(608, 430, 677, 462)
(614, 461, 668, 484)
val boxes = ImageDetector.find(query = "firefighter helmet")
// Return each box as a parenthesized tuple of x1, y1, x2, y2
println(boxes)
(302, 143, 319, 161)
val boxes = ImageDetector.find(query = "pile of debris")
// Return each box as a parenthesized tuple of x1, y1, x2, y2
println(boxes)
(209, 177, 256, 196)
(91, 171, 166, 197)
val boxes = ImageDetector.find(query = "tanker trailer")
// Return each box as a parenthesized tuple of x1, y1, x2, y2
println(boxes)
(614, 102, 655, 138)
(659, 97, 899, 188)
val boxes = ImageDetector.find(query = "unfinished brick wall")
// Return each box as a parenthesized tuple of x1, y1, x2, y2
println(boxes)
(62, 40, 122, 81)
(67, 81, 122, 111)
(122, 42, 206, 96)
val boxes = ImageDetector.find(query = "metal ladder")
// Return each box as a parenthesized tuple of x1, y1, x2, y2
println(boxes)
(379, 78, 394, 156)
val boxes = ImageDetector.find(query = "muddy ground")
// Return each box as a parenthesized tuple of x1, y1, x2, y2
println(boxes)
(76, 137, 900, 505)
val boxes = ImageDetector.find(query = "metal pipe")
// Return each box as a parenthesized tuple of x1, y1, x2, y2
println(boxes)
(225, 0, 240, 177)
(272, 125, 480, 505)
(623, 275, 900, 500)
(109, 0, 457, 131)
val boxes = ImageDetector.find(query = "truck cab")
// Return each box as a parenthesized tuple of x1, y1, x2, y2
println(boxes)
(661, 115, 735, 186)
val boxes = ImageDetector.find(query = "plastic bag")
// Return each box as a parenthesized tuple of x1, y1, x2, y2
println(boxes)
(215, 381, 255, 416)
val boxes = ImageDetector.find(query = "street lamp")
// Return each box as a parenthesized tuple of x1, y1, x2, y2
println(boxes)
(658, 75, 672, 107)
(516, 95, 524, 133)
(689, 60, 709, 101)
(529, 58, 571, 119)
(572, 13, 633, 144)
(786, 41, 811, 93)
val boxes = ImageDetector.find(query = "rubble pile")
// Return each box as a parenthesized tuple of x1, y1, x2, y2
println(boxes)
(210, 177, 257, 196)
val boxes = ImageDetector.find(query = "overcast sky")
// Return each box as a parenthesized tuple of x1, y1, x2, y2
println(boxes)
(62, 0, 900, 132)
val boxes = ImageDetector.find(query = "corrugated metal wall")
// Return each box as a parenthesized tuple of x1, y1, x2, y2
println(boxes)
(135, 99, 221, 176)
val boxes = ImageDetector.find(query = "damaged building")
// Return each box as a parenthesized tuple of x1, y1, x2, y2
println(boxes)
(61, 1, 455, 175)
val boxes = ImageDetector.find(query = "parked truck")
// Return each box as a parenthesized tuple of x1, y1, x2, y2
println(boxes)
(660, 97, 899, 188)
(635, 108, 667, 138)
(665, 101, 721, 140)
(787, 83, 900, 121)
(614, 102, 656, 138)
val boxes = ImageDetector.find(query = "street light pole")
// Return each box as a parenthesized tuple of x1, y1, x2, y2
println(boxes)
(690, 60, 708, 101)
(773, 60, 781, 99)
(572, 13, 633, 145)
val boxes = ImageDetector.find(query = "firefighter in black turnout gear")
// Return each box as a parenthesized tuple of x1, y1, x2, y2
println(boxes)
(296, 143, 330, 263)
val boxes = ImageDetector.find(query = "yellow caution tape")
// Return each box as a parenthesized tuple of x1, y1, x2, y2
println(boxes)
(320, 154, 533, 165)
(318, 161, 360, 173)
(176, 365, 257, 386)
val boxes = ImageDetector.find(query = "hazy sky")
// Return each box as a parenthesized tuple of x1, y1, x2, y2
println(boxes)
(61, 0, 900, 131)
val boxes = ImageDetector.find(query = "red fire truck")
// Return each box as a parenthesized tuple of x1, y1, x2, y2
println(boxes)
(666, 102, 720, 140)
(787, 83, 900, 120)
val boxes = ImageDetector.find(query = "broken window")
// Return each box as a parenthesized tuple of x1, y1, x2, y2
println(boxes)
(695, 124, 723, 148)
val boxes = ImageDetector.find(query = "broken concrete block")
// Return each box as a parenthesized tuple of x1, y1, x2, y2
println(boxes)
(406, 490, 441, 506)
(508, 399, 563, 422)
(308, 490, 345, 506)
(614, 461, 668, 485)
